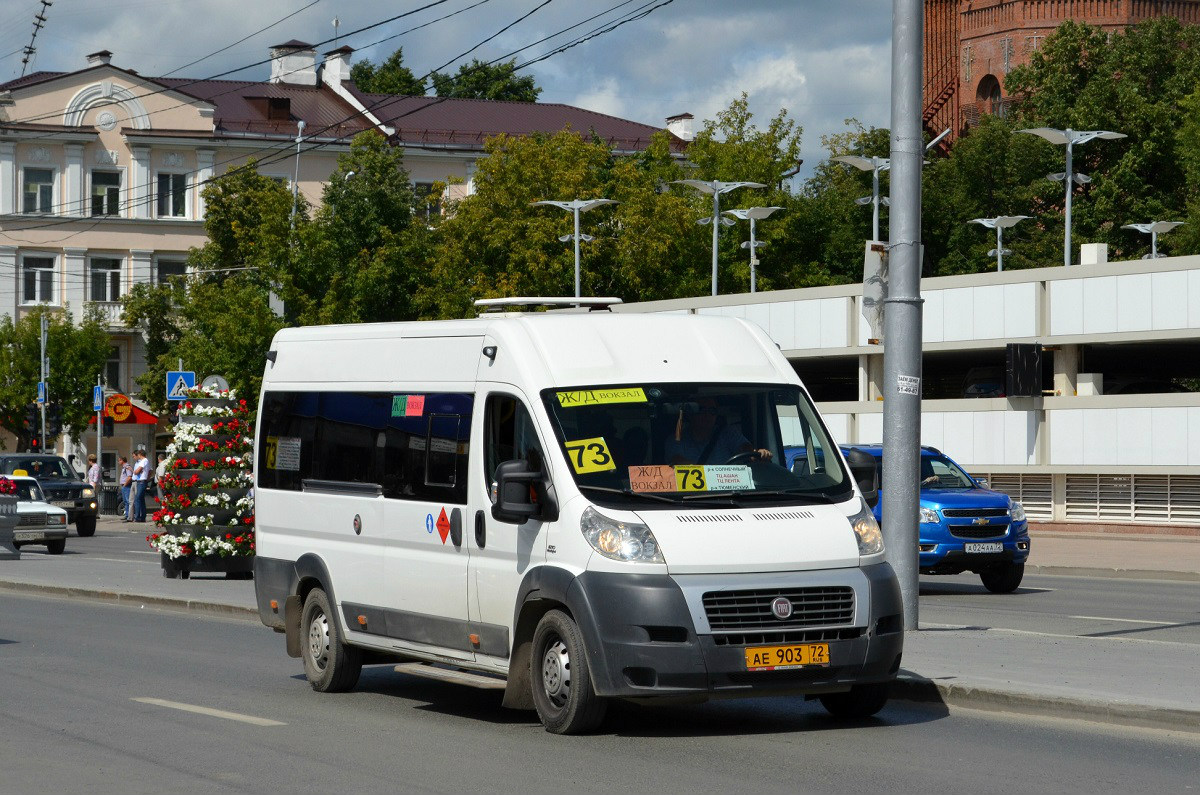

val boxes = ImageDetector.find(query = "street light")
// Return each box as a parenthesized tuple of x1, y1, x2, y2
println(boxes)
(968, 215, 1030, 272)
(723, 206, 783, 292)
(672, 180, 766, 296)
(290, 119, 306, 225)
(1121, 221, 1183, 259)
(531, 198, 618, 298)
(1017, 127, 1127, 267)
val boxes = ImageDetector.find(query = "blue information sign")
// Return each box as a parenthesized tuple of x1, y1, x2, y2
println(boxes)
(166, 371, 196, 401)
(37, 381, 46, 404)
(93, 385, 104, 412)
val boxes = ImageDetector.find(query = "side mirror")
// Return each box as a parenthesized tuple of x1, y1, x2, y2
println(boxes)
(975, 477, 989, 489)
(491, 459, 558, 524)
(844, 448, 879, 508)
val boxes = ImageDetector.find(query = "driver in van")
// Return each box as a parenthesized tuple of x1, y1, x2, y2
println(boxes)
(666, 398, 773, 465)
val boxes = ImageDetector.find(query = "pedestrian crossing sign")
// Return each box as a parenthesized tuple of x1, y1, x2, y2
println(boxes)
(166, 371, 196, 401)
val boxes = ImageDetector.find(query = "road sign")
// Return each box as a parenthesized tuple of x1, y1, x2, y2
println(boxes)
(37, 381, 46, 404)
(166, 371, 196, 401)
(93, 385, 104, 412)
(201, 374, 229, 393)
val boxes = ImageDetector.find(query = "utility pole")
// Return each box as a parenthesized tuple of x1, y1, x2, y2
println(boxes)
(883, 0, 925, 631)
(96, 376, 103, 489)
(40, 313, 48, 451)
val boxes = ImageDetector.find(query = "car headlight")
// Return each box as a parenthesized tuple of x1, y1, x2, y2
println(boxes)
(580, 506, 665, 564)
(849, 500, 884, 556)
(920, 506, 940, 524)
(82, 488, 95, 497)
(1010, 501, 1026, 523)
(48, 514, 67, 526)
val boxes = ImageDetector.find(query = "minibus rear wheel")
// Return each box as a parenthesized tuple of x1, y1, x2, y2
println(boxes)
(301, 587, 362, 692)
(530, 610, 608, 734)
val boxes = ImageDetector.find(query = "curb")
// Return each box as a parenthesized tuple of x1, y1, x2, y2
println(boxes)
(893, 674, 1200, 734)
(1025, 565, 1200, 582)
(0, 580, 258, 621)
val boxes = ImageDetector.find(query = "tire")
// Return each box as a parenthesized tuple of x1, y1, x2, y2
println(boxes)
(530, 610, 607, 734)
(301, 588, 362, 693)
(46, 538, 66, 555)
(980, 562, 1024, 593)
(819, 682, 891, 719)
(76, 516, 96, 538)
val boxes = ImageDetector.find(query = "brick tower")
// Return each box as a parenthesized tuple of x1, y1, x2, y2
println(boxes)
(923, 0, 1200, 145)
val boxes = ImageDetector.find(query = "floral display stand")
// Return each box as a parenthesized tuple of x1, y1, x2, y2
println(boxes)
(0, 479, 18, 561)
(148, 386, 255, 579)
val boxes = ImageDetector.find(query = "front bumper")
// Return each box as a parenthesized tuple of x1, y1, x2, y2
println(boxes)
(14, 527, 69, 544)
(919, 524, 1030, 574)
(567, 563, 904, 700)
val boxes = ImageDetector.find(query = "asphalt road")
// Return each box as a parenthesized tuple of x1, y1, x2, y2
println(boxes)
(1, 592, 1197, 794)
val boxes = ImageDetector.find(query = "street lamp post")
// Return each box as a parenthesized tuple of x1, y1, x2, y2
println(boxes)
(1017, 127, 1127, 267)
(290, 119, 306, 225)
(673, 180, 766, 296)
(832, 155, 890, 242)
(968, 215, 1030, 271)
(1121, 221, 1183, 259)
(723, 206, 783, 292)
(531, 199, 618, 298)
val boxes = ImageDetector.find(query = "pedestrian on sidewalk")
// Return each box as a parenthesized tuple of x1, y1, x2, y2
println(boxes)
(86, 454, 100, 492)
(132, 449, 149, 523)
(119, 456, 133, 521)
(154, 453, 167, 502)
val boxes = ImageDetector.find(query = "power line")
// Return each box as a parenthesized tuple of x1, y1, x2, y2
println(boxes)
(158, 0, 323, 79)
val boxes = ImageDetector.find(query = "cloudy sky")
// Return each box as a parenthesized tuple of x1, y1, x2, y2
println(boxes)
(1, 0, 893, 180)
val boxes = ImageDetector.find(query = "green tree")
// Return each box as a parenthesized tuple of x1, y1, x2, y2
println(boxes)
(350, 48, 426, 96)
(430, 58, 541, 102)
(0, 305, 110, 449)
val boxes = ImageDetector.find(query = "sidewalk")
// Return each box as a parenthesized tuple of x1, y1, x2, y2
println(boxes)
(1, 517, 1197, 734)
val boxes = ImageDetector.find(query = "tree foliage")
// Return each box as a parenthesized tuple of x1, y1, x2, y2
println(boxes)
(430, 58, 541, 102)
(0, 306, 110, 448)
(349, 48, 426, 96)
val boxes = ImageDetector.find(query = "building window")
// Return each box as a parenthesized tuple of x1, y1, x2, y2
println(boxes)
(22, 256, 55, 304)
(156, 258, 187, 284)
(91, 170, 121, 216)
(157, 173, 187, 217)
(90, 257, 122, 302)
(105, 345, 122, 392)
(22, 168, 54, 214)
(414, 183, 442, 222)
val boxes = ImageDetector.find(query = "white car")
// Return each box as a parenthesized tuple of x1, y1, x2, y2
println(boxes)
(10, 475, 69, 555)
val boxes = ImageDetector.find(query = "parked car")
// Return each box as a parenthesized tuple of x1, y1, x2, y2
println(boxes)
(835, 444, 1030, 593)
(0, 454, 98, 537)
(9, 474, 69, 555)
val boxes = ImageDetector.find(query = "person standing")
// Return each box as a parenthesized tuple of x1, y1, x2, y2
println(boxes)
(132, 449, 149, 523)
(154, 453, 168, 501)
(86, 454, 101, 492)
(119, 456, 133, 522)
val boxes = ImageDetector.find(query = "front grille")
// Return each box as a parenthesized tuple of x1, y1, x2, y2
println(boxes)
(18, 513, 47, 527)
(711, 627, 862, 647)
(677, 514, 743, 524)
(949, 524, 1009, 539)
(942, 507, 1008, 518)
(703, 586, 854, 631)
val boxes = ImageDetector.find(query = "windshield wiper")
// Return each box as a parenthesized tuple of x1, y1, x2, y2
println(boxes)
(577, 485, 677, 503)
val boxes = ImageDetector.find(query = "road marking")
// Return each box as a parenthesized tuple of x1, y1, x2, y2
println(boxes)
(1066, 614, 1175, 626)
(88, 557, 150, 563)
(132, 698, 286, 726)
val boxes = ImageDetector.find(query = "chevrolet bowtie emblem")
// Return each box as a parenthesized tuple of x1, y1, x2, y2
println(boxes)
(973, 517, 990, 525)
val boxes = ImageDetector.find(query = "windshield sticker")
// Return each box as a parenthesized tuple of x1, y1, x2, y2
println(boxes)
(703, 465, 755, 491)
(564, 437, 617, 474)
(628, 465, 677, 493)
(391, 394, 426, 417)
(265, 436, 301, 471)
(674, 466, 708, 492)
(556, 388, 647, 407)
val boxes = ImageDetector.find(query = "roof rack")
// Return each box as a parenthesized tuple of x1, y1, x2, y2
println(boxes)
(473, 296, 623, 313)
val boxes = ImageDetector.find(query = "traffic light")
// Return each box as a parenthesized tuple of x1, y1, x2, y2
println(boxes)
(46, 404, 62, 438)
(23, 404, 38, 432)
(102, 415, 114, 437)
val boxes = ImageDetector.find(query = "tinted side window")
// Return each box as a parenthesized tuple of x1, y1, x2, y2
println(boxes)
(258, 390, 472, 504)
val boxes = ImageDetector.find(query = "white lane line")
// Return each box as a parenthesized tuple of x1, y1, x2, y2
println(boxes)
(1066, 614, 1175, 626)
(132, 697, 286, 726)
(88, 557, 147, 564)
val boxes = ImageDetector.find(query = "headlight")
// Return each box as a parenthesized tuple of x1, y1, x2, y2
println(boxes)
(48, 514, 67, 526)
(919, 506, 940, 524)
(1010, 501, 1026, 523)
(849, 500, 884, 556)
(82, 488, 95, 497)
(580, 506, 665, 564)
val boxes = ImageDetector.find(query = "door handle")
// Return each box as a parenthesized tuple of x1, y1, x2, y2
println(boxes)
(474, 509, 486, 549)
(450, 507, 463, 548)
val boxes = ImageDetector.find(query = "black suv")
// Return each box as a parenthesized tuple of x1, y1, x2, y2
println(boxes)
(0, 454, 99, 536)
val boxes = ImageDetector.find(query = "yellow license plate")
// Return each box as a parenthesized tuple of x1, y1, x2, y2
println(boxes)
(744, 643, 830, 671)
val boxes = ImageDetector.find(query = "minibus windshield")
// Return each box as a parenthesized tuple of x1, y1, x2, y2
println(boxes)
(541, 383, 852, 509)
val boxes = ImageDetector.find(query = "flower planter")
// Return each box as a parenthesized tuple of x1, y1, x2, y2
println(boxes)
(0, 494, 19, 560)
(160, 551, 253, 580)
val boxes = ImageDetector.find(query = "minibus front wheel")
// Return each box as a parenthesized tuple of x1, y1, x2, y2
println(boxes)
(301, 587, 362, 692)
(531, 610, 608, 734)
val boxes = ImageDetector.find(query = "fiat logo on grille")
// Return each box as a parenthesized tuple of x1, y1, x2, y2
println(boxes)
(771, 597, 794, 620)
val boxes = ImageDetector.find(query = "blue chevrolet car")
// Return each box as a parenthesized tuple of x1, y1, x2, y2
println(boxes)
(787, 444, 1030, 592)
